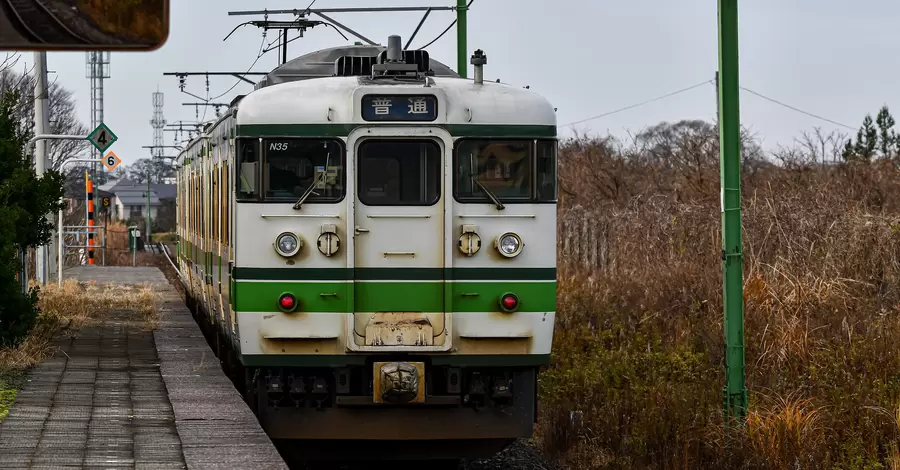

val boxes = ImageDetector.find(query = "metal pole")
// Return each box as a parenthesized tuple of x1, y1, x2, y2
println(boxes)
(25, 134, 88, 156)
(56, 157, 100, 287)
(228, 6, 457, 15)
(717, 0, 747, 425)
(33, 51, 50, 284)
(147, 171, 152, 250)
(456, 0, 467, 78)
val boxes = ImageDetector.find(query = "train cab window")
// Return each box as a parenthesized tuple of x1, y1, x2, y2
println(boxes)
(236, 138, 259, 200)
(357, 140, 441, 206)
(455, 140, 532, 202)
(454, 139, 558, 203)
(262, 139, 345, 202)
(536, 140, 558, 202)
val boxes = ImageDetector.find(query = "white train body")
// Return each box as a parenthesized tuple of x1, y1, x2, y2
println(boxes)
(175, 43, 557, 458)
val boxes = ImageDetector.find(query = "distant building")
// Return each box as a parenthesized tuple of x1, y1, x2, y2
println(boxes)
(98, 178, 176, 230)
(63, 187, 114, 217)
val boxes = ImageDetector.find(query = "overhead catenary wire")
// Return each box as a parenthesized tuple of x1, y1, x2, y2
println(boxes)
(206, 34, 267, 104)
(563, 79, 857, 132)
(562, 80, 713, 127)
(740, 86, 855, 130)
(414, 0, 474, 51)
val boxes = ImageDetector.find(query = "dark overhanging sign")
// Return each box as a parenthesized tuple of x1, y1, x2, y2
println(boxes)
(361, 94, 438, 122)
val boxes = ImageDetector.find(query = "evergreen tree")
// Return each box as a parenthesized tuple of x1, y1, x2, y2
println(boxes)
(875, 105, 896, 159)
(0, 90, 66, 347)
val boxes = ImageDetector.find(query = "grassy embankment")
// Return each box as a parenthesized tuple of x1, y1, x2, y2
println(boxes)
(76, 0, 167, 45)
(0, 278, 158, 422)
(538, 124, 900, 469)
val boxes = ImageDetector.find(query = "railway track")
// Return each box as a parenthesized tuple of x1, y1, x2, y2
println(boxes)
(1, 0, 89, 44)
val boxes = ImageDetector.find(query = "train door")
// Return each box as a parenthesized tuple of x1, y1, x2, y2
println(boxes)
(348, 127, 452, 351)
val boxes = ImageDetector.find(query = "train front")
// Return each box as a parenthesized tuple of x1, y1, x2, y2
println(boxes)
(230, 42, 558, 460)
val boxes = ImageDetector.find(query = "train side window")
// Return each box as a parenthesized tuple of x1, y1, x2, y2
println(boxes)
(262, 139, 345, 202)
(536, 140, 558, 202)
(357, 140, 441, 206)
(236, 138, 259, 200)
(455, 139, 532, 202)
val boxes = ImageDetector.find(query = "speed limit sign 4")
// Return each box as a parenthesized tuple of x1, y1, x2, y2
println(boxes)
(102, 151, 122, 171)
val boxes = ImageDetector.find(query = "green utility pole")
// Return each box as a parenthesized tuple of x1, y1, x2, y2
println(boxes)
(456, 0, 467, 78)
(717, 0, 748, 425)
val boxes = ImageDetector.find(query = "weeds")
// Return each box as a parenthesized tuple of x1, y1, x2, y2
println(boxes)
(0, 279, 158, 422)
(540, 127, 900, 469)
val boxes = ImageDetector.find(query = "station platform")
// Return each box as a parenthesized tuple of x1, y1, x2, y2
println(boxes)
(0, 267, 288, 469)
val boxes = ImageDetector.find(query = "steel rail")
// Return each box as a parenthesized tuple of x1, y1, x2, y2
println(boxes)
(159, 242, 188, 289)
(2, 0, 90, 44)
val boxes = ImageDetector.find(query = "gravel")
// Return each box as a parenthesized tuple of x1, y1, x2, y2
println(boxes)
(282, 440, 561, 470)
(461, 440, 561, 470)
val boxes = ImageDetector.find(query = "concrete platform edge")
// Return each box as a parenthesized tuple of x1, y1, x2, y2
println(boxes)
(152, 275, 289, 469)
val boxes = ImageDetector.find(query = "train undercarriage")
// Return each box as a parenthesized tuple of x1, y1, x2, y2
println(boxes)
(183, 292, 540, 462)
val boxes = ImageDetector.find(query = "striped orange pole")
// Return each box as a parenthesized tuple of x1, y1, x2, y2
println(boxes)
(87, 175, 95, 265)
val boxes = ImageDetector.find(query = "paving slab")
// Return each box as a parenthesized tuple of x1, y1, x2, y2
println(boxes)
(0, 267, 287, 469)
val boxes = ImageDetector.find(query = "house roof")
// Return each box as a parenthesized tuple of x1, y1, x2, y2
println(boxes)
(150, 183, 176, 200)
(65, 188, 114, 199)
(101, 178, 176, 200)
(116, 189, 161, 206)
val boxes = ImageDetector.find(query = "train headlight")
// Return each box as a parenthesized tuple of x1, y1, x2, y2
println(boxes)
(495, 232, 523, 258)
(274, 232, 301, 257)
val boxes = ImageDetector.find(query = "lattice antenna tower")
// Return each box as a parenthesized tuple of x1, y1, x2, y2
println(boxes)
(85, 52, 110, 181)
(151, 90, 166, 160)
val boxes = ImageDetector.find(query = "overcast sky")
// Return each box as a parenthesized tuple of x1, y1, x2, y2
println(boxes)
(8, 0, 900, 168)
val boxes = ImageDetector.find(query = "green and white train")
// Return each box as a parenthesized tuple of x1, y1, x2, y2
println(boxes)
(174, 36, 558, 460)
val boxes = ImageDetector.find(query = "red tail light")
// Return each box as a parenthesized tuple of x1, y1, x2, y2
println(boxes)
(278, 293, 297, 312)
(499, 293, 519, 313)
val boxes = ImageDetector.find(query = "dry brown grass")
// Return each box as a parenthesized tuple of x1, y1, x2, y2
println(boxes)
(76, 0, 166, 45)
(0, 279, 158, 371)
(104, 220, 161, 267)
(539, 124, 900, 469)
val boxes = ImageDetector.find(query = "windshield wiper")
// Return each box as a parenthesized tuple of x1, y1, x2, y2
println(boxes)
(474, 178, 505, 210)
(292, 172, 323, 210)
(293, 152, 330, 211)
(469, 154, 504, 210)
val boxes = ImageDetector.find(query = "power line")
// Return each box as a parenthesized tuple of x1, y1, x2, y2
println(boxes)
(207, 35, 268, 104)
(415, 0, 474, 50)
(563, 80, 713, 127)
(562, 79, 857, 132)
(739, 86, 855, 130)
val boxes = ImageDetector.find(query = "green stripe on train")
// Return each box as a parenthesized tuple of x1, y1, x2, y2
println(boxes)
(234, 281, 556, 313)
(235, 124, 557, 138)
(231, 266, 556, 281)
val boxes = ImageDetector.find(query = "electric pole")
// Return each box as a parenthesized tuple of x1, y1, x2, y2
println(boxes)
(717, 0, 747, 425)
(456, 0, 467, 78)
(33, 51, 51, 284)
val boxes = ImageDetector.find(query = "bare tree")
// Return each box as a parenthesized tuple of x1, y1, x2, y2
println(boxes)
(794, 127, 847, 167)
(0, 53, 21, 75)
(0, 66, 91, 178)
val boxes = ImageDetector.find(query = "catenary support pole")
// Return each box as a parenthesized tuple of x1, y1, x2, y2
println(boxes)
(33, 51, 50, 284)
(717, 0, 748, 425)
(456, 0, 467, 78)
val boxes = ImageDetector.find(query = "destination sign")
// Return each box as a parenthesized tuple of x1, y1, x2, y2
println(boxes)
(361, 94, 438, 122)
